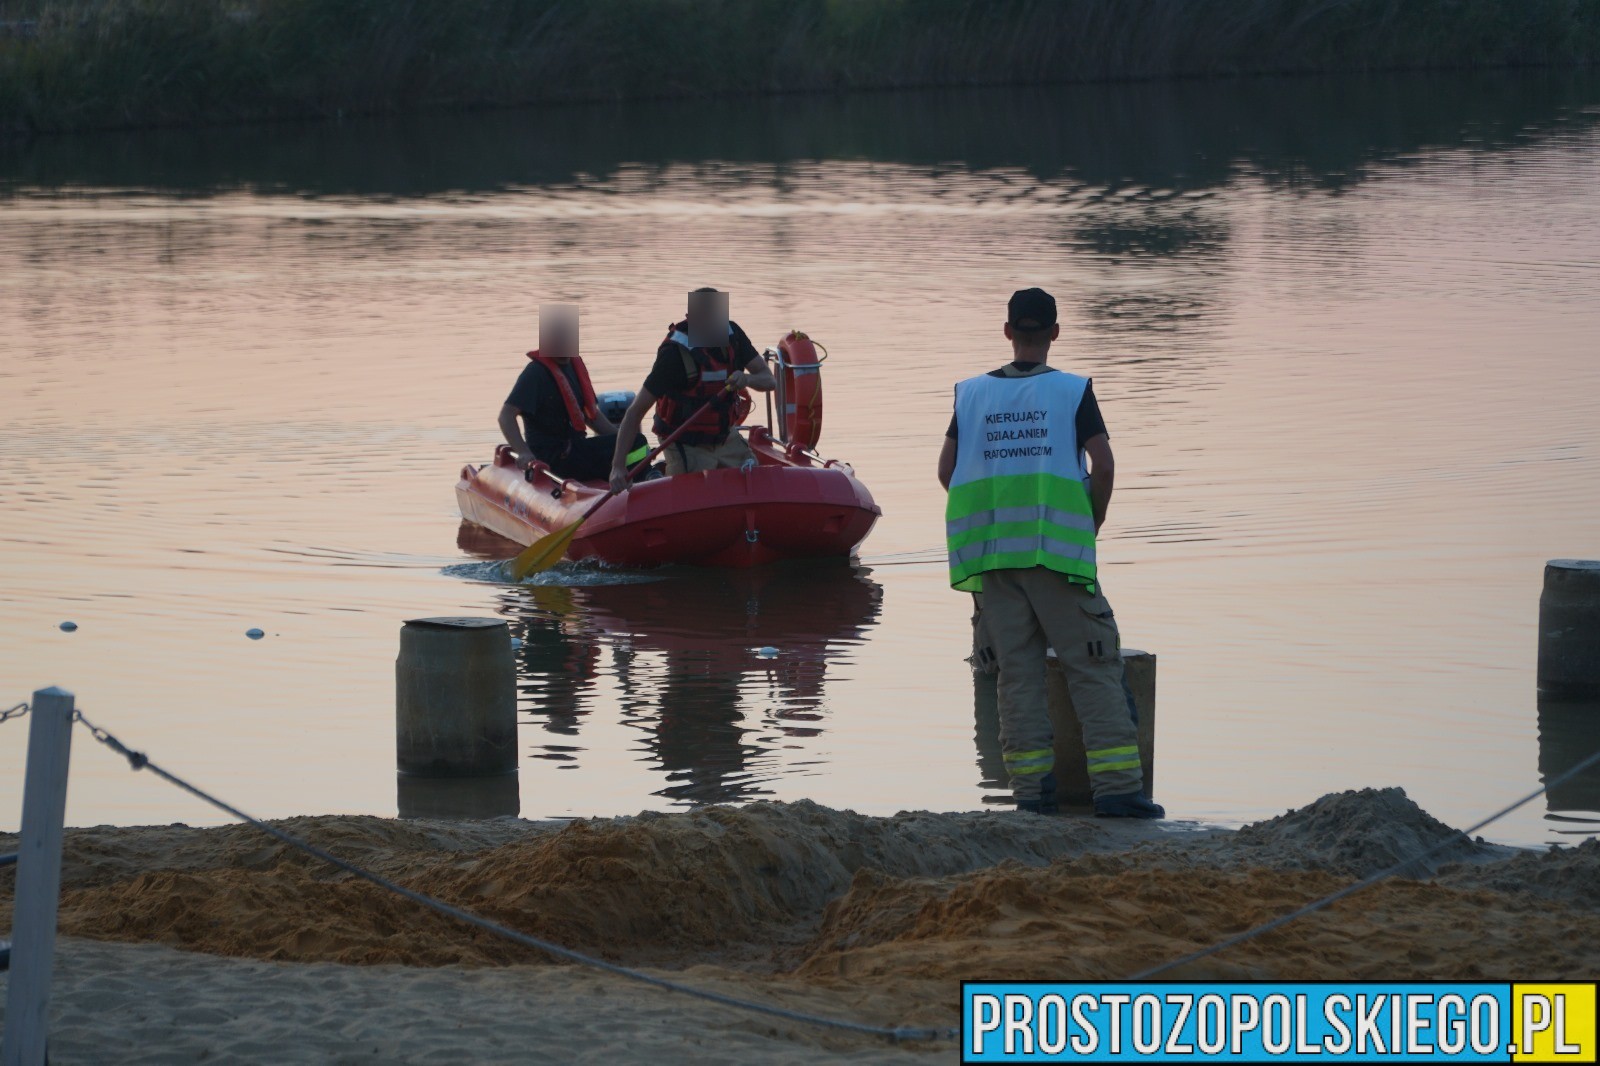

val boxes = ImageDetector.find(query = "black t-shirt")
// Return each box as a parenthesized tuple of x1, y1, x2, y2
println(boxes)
(945, 363, 1108, 445)
(643, 320, 764, 397)
(506, 359, 587, 457)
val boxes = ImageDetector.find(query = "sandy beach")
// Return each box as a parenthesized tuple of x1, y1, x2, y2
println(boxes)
(5, 788, 1600, 1062)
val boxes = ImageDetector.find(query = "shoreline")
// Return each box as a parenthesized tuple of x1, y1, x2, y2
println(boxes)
(4, 788, 1600, 1060)
(1, 59, 1596, 144)
(4, 0, 1599, 137)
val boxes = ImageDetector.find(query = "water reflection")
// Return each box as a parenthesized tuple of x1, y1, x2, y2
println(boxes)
(1539, 696, 1600, 836)
(971, 672, 1008, 803)
(459, 523, 883, 805)
(5, 70, 1597, 198)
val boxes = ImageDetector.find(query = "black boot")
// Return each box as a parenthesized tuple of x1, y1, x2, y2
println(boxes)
(1093, 791, 1165, 819)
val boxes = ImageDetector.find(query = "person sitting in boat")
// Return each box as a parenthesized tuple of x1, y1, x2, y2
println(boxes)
(498, 306, 649, 482)
(608, 287, 776, 493)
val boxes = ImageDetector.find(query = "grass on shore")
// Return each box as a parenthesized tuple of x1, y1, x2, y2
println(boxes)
(3, 0, 1600, 133)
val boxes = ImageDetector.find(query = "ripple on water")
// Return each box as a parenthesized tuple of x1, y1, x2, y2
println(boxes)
(441, 559, 668, 587)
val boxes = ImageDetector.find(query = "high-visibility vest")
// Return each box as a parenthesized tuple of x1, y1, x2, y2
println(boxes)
(945, 367, 1097, 593)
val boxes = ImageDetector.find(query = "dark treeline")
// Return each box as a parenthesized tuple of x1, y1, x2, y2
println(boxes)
(4, 69, 1598, 197)
(2, 0, 1600, 134)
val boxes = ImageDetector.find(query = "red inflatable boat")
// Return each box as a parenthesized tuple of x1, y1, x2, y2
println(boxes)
(456, 331, 881, 569)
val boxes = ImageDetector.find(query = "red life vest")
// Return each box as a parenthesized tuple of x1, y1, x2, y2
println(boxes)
(526, 350, 599, 435)
(652, 322, 745, 446)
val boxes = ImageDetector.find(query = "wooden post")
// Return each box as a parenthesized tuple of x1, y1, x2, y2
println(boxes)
(2, 687, 75, 1066)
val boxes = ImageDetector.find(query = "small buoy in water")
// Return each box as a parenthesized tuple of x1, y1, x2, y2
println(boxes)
(59, 621, 78, 632)
(756, 646, 778, 659)
(246, 628, 265, 640)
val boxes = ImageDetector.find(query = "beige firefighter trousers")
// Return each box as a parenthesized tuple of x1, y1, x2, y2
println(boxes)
(978, 566, 1144, 801)
(663, 432, 754, 476)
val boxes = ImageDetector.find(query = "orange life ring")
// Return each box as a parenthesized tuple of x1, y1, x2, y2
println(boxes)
(777, 330, 824, 450)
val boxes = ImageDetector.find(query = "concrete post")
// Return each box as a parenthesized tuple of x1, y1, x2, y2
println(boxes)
(396, 617, 517, 778)
(3, 687, 75, 1066)
(1539, 560, 1600, 698)
(1046, 650, 1157, 807)
(397, 773, 521, 820)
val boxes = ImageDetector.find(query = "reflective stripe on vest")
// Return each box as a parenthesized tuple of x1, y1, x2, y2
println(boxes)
(945, 369, 1096, 593)
(666, 327, 733, 355)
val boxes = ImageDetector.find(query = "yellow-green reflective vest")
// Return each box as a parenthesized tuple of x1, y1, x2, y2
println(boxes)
(945, 368, 1097, 593)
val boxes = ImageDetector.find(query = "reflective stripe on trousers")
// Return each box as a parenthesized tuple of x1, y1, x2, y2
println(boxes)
(1086, 745, 1141, 775)
(1003, 747, 1054, 777)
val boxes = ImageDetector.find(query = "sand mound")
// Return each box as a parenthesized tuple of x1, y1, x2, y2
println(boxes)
(3, 801, 1109, 967)
(46, 867, 526, 966)
(7, 792, 1597, 989)
(1230, 787, 1485, 876)
(796, 854, 1600, 984)
(0, 815, 540, 890)
(1440, 837, 1600, 909)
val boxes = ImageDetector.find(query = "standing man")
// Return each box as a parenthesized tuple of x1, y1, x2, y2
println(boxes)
(498, 306, 649, 482)
(609, 288, 776, 493)
(938, 288, 1163, 819)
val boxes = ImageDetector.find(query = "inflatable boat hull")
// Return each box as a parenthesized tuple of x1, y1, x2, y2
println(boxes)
(456, 429, 880, 569)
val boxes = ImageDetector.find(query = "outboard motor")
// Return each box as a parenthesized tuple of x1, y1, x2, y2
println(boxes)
(597, 390, 636, 425)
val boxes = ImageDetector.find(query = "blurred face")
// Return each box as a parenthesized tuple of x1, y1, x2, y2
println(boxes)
(686, 290, 729, 348)
(539, 303, 579, 361)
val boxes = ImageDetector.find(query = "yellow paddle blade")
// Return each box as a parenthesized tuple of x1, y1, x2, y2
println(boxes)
(507, 517, 585, 582)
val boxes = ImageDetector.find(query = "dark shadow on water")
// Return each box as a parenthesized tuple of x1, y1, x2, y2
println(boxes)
(4, 69, 1598, 199)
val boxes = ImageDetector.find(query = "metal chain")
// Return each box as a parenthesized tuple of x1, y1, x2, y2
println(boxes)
(70, 709, 955, 1044)
(0, 701, 29, 725)
(73, 709, 147, 767)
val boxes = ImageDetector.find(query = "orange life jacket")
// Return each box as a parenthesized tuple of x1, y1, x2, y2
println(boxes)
(526, 351, 599, 435)
(652, 322, 743, 446)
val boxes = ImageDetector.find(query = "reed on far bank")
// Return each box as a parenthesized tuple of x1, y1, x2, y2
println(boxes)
(3, 0, 1599, 134)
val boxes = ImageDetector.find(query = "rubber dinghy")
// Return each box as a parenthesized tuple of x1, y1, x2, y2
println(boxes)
(456, 331, 881, 568)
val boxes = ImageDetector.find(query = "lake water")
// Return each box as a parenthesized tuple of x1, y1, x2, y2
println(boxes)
(3, 71, 1598, 844)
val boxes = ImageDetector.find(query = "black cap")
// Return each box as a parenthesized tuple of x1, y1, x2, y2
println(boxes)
(1007, 287, 1057, 330)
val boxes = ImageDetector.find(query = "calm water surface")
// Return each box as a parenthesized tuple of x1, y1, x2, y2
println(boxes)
(3, 72, 1598, 844)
